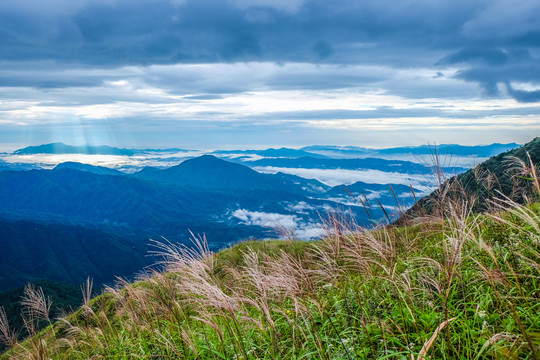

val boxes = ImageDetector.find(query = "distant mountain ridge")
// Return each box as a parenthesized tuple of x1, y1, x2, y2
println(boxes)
(247, 156, 466, 174)
(326, 181, 418, 197)
(54, 162, 124, 176)
(12, 142, 519, 158)
(135, 155, 283, 189)
(14, 143, 136, 156)
(302, 143, 520, 157)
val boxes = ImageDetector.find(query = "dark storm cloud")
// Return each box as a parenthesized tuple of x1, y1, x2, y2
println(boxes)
(453, 57, 540, 99)
(438, 47, 540, 102)
(505, 84, 540, 103)
(0, 0, 539, 102)
(437, 48, 531, 67)
(0, 0, 493, 66)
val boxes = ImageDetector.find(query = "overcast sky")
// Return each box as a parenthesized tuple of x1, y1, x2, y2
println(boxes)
(0, 0, 539, 149)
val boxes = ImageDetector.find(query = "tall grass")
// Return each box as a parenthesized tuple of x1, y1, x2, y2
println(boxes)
(2, 153, 540, 359)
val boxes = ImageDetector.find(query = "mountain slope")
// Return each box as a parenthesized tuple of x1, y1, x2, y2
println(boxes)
(0, 218, 149, 292)
(136, 155, 280, 189)
(0, 167, 265, 245)
(135, 155, 327, 194)
(5, 197, 539, 359)
(402, 137, 540, 218)
(0, 168, 198, 231)
(0, 280, 82, 352)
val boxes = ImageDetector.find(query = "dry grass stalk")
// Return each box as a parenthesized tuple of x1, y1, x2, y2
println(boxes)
(489, 194, 540, 238)
(417, 317, 456, 360)
(81, 277, 93, 308)
(21, 285, 52, 323)
(0, 306, 16, 348)
(150, 232, 214, 273)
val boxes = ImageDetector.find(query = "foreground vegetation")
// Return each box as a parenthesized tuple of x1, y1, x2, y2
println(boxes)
(2, 151, 540, 359)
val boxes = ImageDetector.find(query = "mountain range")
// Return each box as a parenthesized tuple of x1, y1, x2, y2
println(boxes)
(12, 142, 520, 159)
(0, 141, 526, 296)
(0, 155, 372, 292)
(135, 155, 312, 190)
(301, 143, 520, 158)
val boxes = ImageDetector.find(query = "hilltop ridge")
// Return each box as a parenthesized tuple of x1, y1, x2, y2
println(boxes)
(401, 137, 540, 221)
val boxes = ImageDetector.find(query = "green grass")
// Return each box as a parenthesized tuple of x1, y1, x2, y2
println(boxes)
(2, 199, 540, 359)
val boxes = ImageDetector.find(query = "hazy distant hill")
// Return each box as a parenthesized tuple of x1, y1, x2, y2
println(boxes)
(273, 172, 330, 194)
(11, 142, 519, 160)
(14, 142, 136, 156)
(325, 181, 421, 219)
(376, 143, 521, 157)
(326, 181, 419, 202)
(54, 162, 124, 176)
(0, 160, 39, 172)
(302, 143, 520, 158)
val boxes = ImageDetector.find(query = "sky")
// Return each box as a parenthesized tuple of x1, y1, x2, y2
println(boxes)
(0, 0, 539, 150)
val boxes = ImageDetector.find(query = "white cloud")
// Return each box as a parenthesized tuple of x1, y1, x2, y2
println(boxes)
(294, 224, 326, 240)
(231, 209, 325, 240)
(365, 190, 385, 200)
(232, 209, 298, 228)
(285, 201, 316, 214)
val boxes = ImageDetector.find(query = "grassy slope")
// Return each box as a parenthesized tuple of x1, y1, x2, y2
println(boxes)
(3, 201, 540, 359)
